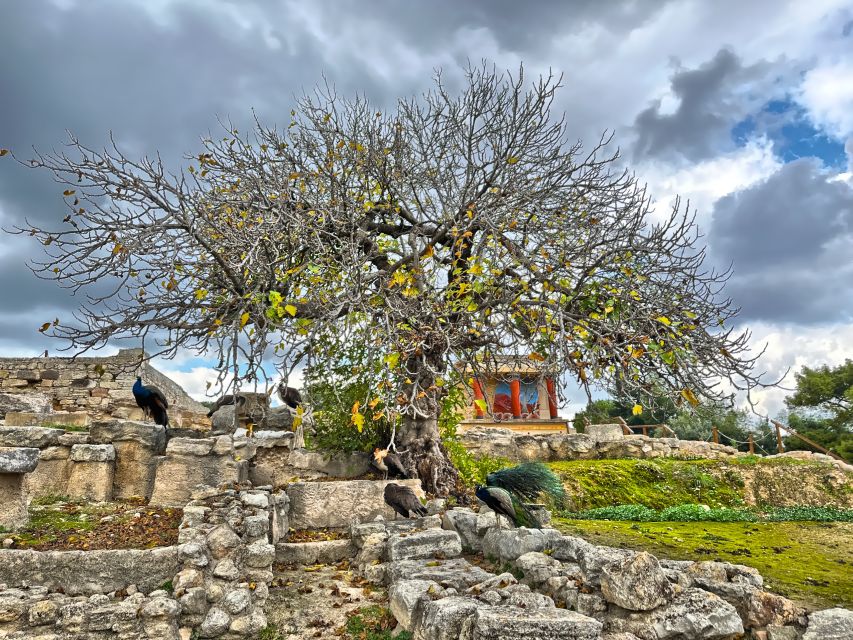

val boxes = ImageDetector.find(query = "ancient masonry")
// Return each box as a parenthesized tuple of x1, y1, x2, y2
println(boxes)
(0, 348, 209, 429)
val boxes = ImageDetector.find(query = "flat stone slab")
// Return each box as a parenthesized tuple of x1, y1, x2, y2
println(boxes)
(386, 529, 463, 562)
(0, 447, 40, 473)
(384, 557, 495, 591)
(469, 606, 603, 640)
(70, 444, 116, 462)
(287, 479, 425, 529)
(0, 426, 62, 448)
(275, 539, 354, 565)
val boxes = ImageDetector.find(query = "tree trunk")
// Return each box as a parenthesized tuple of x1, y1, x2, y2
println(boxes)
(398, 413, 461, 497)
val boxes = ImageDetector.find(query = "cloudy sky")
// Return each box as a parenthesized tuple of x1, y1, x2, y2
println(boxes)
(1, 0, 851, 417)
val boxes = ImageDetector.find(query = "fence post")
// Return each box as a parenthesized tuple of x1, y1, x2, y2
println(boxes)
(712, 425, 719, 444)
(775, 423, 785, 453)
(748, 433, 754, 454)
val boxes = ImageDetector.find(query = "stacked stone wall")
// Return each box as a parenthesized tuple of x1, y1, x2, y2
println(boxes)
(0, 485, 286, 639)
(0, 348, 208, 428)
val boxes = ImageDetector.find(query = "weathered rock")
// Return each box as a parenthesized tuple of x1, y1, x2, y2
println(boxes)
(0, 447, 40, 473)
(276, 539, 354, 565)
(0, 391, 51, 418)
(287, 479, 425, 529)
(89, 420, 166, 499)
(389, 579, 438, 630)
(442, 508, 482, 552)
(0, 426, 61, 448)
(25, 445, 71, 499)
(66, 447, 114, 502)
(617, 588, 744, 639)
(550, 534, 593, 563)
(386, 529, 462, 562)
(743, 590, 802, 628)
(149, 437, 243, 506)
(766, 626, 802, 640)
(244, 540, 276, 568)
(514, 551, 564, 587)
(600, 552, 674, 611)
(803, 607, 853, 640)
(0, 546, 179, 594)
(411, 596, 481, 640)
(578, 544, 635, 587)
(69, 443, 115, 462)
(585, 423, 625, 442)
(286, 448, 372, 479)
(199, 606, 230, 637)
(206, 525, 241, 559)
(209, 405, 239, 436)
(481, 527, 563, 563)
(467, 606, 602, 640)
(385, 558, 495, 591)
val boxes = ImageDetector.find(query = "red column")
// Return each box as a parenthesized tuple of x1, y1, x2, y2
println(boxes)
(472, 378, 485, 419)
(510, 378, 522, 419)
(546, 378, 558, 419)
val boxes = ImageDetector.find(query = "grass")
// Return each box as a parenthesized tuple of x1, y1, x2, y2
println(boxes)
(343, 606, 412, 640)
(547, 457, 852, 511)
(563, 503, 853, 523)
(41, 422, 89, 432)
(555, 518, 853, 610)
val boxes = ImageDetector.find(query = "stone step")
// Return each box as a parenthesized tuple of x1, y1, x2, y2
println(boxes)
(275, 539, 354, 566)
(385, 529, 462, 562)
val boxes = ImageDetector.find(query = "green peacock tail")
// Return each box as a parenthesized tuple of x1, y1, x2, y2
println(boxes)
(486, 462, 566, 507)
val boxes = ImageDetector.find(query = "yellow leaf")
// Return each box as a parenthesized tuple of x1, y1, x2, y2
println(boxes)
(195, 289, 208, 300)
(632, 404, 643, 416)
(681, 388, 700, 406)
(284, 304, 297, 317)
(384, 352, 400, 369)
(63, 190, 76, 196)
(474, 398, 487, 413)
(38, 322, 51, 333)
(684, 310, 697, 319)
(422, 244, 434, 259)
(656, 316, 671, 326)
(507, 156, 519, 164)
(368, 397, 381, 409)
(0, 149, 9, 157)
(529, 352, 545, 362)
(240, 312, 250, 328)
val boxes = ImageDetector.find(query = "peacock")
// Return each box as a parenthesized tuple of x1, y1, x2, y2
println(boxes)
(475, 485, 518, 528)
(132, 376, 170, 433)
(383, 483, 427, 519)
(486, 462, 565, 506)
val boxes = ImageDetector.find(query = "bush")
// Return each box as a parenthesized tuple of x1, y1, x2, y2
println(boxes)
(562, 503, 853, 523)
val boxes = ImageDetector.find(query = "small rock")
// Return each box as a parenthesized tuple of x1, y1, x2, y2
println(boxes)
(221, 589, 251, 616)
(803, 607, 853, 640)
(199, 606, 230, 637)
(2, 539, 13, 549)
(212, 558, 240, 581)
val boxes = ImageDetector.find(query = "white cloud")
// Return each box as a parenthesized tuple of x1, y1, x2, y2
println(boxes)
(636, 138, 782, 227)
(799, 59, 853, 137)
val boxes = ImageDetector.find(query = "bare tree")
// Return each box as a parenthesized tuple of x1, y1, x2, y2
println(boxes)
(7, 65, 768, 495)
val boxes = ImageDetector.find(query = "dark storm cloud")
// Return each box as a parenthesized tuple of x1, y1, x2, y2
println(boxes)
(632, 48, 790, 163)
(710, 158, 853, 324)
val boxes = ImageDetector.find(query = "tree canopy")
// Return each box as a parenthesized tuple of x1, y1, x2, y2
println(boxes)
(8, 65, 769, 493)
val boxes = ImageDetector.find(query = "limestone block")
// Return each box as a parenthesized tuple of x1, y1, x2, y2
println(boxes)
(275, 539, 354, 565)
(149, 437, 243, 507)
(481, 527, 563, 563)
(0, 426, 61, 447)
(803, 607, 853, 640)
(0, 447, 40, 473)
(286, 448, 372, 479)
(389, 579, 437, 630)
(0, 392, 51, 418)
(468, 606, 602, 640)
(441, 507, 482, 552)
(67, 446, 115, 501)
(384, 557, 495, 591)
(585, 423, 624, 443)
(286, 479, 425, 529)
(411, 596, 481, 640)
(0, 473, 30, 530)
(599, 552, 674, 611)
(25, 447, 71, 498)
(90, 420, 166, 500)
(618, 588, 744, 639)
(385, 529, 462, 562)
(0, 546, 180, 594)
(269, 490, 289, 543)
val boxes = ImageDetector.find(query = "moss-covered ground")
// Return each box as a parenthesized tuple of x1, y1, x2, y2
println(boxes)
(555, 518, 853, 610)
(548, 457, 852, 511)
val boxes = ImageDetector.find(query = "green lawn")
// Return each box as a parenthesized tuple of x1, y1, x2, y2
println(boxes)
(556, 518, 853, 610)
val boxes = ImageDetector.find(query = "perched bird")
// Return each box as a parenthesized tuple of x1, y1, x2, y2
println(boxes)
(475, 486, 518, 529)
(132, 376, 170, 430)
(486, 462, 565, 506)
(372, 448, 409, 480)
(383, 483, 427, 520)
(205, 394, 247, 418)
(277, 383, 302, 409)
